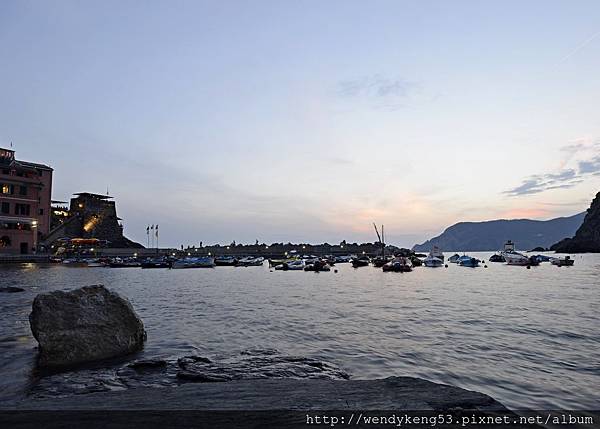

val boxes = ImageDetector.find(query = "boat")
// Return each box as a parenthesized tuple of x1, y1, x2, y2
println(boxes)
(503, 252, 538, 266)
(457, 255, 480, 267)
(423, 255, 443, 267)
(489, 253, 505, 262)
(334, 255, 353, 263)
(351, 256, 370, 268)
(236, 256, 265, 267)
(304, 260, 331, 272)
(141, 258, 172, 269)
(533, 254, 551, 263)
(382, 256, 412, 272)
(172, 257, 215, 269)
(429, 246, 444, 262)
(371, 256, 390, 267)
(62, 258, 88, 267)
(215, 256, 237, 266)
(274, 260, 305, 271)
(109, 257, 141, 268)
(448, 254, 461, 263)
(550, 256, 574, 267)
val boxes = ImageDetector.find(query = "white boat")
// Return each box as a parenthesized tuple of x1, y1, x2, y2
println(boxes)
(448, 254, 461, 263)
(274, 260, 305, 270)
(503, 252, 539, 266)
(237, 256, 265, 266)
(429, 246, 444, 262)
(550, 256, 574, 266)
(172, 257, 215, 269)
(86, 259, 106, 268)
(423, 255, 444, 267)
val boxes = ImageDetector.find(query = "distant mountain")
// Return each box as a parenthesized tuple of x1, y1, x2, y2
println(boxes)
(551, 192, 600, 253)
(413, 212, 585, 252)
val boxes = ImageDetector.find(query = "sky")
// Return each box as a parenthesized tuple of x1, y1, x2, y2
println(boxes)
(1, 0, 600, 248)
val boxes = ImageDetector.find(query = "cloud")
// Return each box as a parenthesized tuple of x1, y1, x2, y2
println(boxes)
(504, 140, 600, 197)
(337, 75, 418, 110)
(578, 155, 600, 174)
(504, 169, 582, 196)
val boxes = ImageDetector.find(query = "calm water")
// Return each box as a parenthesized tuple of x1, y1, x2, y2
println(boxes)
(1, 252, 599, 409)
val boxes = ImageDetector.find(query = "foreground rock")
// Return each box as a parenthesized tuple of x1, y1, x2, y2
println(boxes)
(4, 376, 509, 410)
(29, 285, 146, 367)
(552, 191, 600, 253)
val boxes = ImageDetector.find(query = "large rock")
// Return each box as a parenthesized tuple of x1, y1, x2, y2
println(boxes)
(551, 191, 600, 253)
(29, 285, 146, 367)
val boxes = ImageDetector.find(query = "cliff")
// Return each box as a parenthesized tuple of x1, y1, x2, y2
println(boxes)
(551, 192, 600, 253)
(413, 212, 585, 252)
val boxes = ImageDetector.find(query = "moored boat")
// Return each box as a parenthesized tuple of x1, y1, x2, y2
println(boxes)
(236, 256, 265, 267)
(172, 257, 215, 269)
(304, 260, 331, 272)
(550, 256, 574, 267)
(489, 253, 505, 262)
(382, 256, 412, 272)
(429, 246, 444, 262)
(351, 256, 370, 268)
(215, 256, 237, 266)
(423, 255, 443, 267)
(448, 254, 461, 263)
(141, 258, 172, 269)
(458, 255, 480, 267)
(109, 257, 141, 268)
(503, 252, 539, 266)
(274, 260, 305, 271)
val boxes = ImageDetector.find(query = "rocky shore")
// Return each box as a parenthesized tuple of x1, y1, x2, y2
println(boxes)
(551, 191, 600, 253)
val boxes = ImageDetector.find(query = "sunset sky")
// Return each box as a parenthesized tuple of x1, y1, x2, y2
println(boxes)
(1, 0, 600, 247)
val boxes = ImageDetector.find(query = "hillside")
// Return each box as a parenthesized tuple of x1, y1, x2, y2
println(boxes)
(413, 212, 585, 252)
(551, 192, 600, 253)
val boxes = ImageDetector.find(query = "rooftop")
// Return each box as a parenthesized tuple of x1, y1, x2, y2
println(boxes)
(73, 192, 114, 200)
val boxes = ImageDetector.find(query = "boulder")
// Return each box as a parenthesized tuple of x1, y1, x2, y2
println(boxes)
(29, 285, 146, 367)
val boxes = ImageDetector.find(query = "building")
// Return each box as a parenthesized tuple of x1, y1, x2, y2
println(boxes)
(0, 148, 53, 254)
(45, 192, 142, 249)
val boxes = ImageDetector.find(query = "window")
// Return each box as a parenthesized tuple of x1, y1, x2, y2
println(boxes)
(1, 183, 14, 194)
(19, 186, 27, 196)
(15, 204, 30, 216)
(39, 208, 44, 215)
(1, 202, 9, 214)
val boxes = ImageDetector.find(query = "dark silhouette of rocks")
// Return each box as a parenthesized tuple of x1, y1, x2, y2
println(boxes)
(551, 192, 600, 253)
(29, 285, 146, 367)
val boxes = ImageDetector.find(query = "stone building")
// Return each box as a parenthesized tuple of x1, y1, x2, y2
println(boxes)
(46, 192, 142, 248)
(0, 147, 53, 254)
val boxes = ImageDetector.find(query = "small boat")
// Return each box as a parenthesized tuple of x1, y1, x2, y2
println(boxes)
(533, 254, 551, 263)
(550, 256, 574, 267)
(304, 260, 331, 272)
(62, 258, 87, 267)
(172, 257, 215, 269)
(371, 256, 390, 268)
(351, 256, 370, 268)
(448, 254, 461, 263)
(215, 256, 237, 266)
(382, 257, 412, 272)
(141, 258, 172, 269)
(489, 253, 505, 263)
(334, 255, 353, 263)
(429, 246, 444, 262)
(423, 255, 443, 267)
(85, 259, 106, 268)
(458, 255, 480, 267)
(503, 252, 538, 266)
(109, 257, 141, 268)
(274, 260, 305, 271)
(236, 256, 265, 267)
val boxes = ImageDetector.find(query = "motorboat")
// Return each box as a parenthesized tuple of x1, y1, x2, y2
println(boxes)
(304, 260, 331, 272)
(503, 252, 538, 266)
(533, 254, 551, 263)
(85, 259, 106, 268)
(550, 256, 574, 266)
(351, 256, 370, 268)
(458, 255, 480, 267)
(109, 257, 141, 268)
(489, 253, 505, 262)
(334, 255, 353, 263)
(429, 246, 444, 262)
(236, 256, 265, 267)
(172, 257, 215, 269)
(448, 254, 461, 263)
(371, 256, 390, 267)
(423, 255, 444, 267)
(382, 257, 412, 272)
(141, 258, 172, 269)
(274, 260, 305, 271)
(215, 256, 237, 266)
